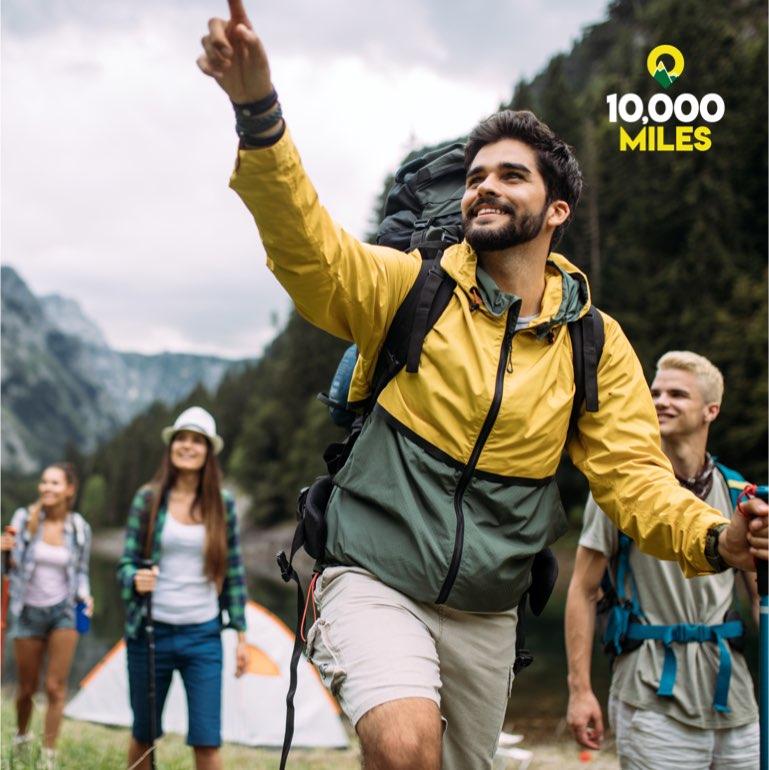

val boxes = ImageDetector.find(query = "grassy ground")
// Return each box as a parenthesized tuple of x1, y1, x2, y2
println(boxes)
(1, 690, 618, 769)
(0, 691, 361, 770)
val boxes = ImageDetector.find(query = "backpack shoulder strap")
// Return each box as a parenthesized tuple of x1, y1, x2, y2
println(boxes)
(615, 532, 632, 597)
(615, 532, 644, 616)
(713, 461, 749, 509)
(568, 307, 605, 437)
(405, 260, 455, 372)
(367, 256, 456, 407)
(11, 507, 31, 546)
(599, 530, 632, 600)
(71, 512, 86, 548)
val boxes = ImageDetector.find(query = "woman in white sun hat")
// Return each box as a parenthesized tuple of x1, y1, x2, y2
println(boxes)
(117, 406, 248, 770)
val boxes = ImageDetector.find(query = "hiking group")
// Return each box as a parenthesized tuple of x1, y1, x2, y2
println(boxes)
(1, 2, 767, 769)
(2, 408, 248, 770)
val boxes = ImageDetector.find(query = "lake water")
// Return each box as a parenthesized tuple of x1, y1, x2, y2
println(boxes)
(3, 553, 300, 688)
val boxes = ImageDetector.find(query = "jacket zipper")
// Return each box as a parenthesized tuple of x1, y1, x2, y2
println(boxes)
(435, 303, 520, 604)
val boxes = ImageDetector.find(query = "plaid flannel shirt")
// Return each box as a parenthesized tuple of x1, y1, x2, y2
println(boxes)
(7, 507, 91, 623)
(117, 485, 248, 639)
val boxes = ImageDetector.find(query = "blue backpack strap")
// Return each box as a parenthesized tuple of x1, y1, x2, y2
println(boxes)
(713, 461, 749, 510)
(626, 619, 744, 712)
(602, 532, 645, 657)
(614, 533, 630, 601)
(615, 533, 643, 615)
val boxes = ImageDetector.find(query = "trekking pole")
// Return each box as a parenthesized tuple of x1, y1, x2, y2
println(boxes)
(141, 558, 158, 770)
(753, 486, 768, 770)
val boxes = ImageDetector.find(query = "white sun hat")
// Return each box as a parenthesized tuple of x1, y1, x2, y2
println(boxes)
(161, 406, 224, 455)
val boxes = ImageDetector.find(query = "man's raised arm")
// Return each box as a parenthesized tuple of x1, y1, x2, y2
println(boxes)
(195, 1, 421, 361)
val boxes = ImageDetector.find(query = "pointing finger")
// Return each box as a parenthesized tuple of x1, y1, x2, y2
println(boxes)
(227, 0, 250, 25)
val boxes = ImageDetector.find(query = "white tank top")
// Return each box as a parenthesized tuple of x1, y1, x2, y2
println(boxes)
(151, 513, 219, 625)
(25, 540, 70, 608)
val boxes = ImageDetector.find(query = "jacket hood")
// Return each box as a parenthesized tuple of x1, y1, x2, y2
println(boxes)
(440, 242, 591, 335)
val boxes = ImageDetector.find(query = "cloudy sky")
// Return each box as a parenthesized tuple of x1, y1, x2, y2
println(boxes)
(2, 0, 607, 359)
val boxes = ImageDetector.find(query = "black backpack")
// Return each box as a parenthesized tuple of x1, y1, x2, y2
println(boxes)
(276, 141, 605, 769)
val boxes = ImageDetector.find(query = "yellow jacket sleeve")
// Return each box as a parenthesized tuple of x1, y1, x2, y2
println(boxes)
(228, 129, 421, 366)
(568, 314, 727, 576)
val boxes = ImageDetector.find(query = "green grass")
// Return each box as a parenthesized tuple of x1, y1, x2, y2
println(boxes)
(1, 689, 622, 769)
(1, 690, 361, 769)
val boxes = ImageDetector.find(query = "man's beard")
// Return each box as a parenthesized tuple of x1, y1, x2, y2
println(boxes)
(463, 198, 547, 252)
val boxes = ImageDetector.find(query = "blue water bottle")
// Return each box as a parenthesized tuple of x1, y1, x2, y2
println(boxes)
(75, 601, 90, 634)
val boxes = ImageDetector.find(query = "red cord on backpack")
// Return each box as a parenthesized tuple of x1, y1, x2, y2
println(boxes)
(300, 572, 320, 643)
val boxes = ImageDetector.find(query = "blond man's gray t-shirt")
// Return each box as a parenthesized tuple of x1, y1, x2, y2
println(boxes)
(580, 472, 758, 729)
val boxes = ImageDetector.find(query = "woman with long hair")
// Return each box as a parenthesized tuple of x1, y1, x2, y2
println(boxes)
(1, 462, 92, 769)
(117, 406, 248, 770)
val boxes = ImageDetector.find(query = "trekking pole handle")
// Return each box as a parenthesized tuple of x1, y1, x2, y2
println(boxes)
(139, 558, 156, 618)
(138, 558, 157, 588)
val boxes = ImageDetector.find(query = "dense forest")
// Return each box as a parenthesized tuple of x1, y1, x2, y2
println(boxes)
(508, 0, 767, 489)
(3, 0, 766, 529)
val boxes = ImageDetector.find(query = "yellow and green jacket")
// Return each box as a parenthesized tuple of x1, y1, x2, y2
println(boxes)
(230, 129, 727, 612)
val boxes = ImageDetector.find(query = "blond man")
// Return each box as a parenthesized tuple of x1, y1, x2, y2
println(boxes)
(565, 351, 760, 769)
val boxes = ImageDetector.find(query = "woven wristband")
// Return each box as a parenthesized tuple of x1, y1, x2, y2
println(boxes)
(236, 102, 283, 136)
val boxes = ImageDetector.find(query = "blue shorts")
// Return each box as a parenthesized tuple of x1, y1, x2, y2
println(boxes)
(126, 616, 223, 747)
(11, 600, 75, 639)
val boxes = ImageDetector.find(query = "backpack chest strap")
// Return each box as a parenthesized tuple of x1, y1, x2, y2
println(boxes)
(626, 619, 744, 713)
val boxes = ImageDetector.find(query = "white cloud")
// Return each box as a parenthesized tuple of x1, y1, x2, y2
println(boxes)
(2, 1, 607, 357)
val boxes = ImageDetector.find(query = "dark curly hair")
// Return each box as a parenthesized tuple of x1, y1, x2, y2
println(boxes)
(465, 110, 582, 246)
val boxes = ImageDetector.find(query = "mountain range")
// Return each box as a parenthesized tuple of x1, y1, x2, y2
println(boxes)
(1, 265, 248, 473)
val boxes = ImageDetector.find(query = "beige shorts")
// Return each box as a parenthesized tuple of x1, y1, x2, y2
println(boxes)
(305, 566, 518, 769)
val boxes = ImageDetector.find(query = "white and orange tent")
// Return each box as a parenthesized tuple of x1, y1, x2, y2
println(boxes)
(64, 601, 348, 749)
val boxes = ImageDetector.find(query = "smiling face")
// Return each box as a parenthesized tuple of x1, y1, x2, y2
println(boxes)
(38, 466, 75, 510)
(650, 368, 719, 440)
(461, 138, 566, 253)
(170, 429, 209, 473)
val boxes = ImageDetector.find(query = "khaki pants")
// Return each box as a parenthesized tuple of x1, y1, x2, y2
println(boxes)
(609, 696, 760, 770)
(306, 567, 518, 769)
